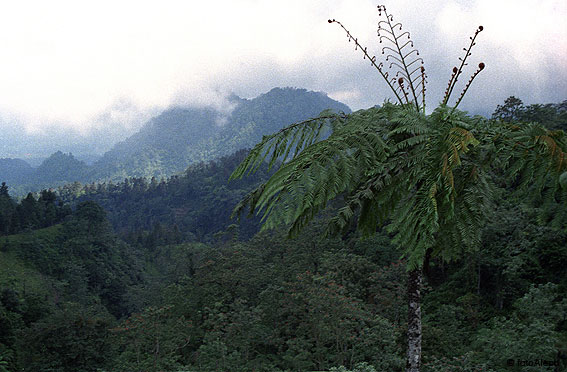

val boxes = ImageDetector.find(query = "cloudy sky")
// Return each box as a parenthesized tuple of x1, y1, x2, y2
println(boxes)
(0, 0, 566, 158)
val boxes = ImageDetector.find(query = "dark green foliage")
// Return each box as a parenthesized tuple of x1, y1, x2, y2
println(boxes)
(0, 183, 15, 235)
(1, 201, 142, 319)
(492, 96, 567, 130)
(479, 203, 567, 307)
(232, 101, 566, 270)
(472, 284, 566, 372)
(66, 150, 273, 242)
(0, 198, 146, 371)
(418, 197, 567, 371)
(133, 223, 405, 371)
(111, 305, 192, 372)
(0, 187, 71, 236)
(17, 303, 115, 372)
(276, 270, 402, 370)
(423, 354, 495, 372)
(0, 153, 566, 371)
(491, 96, 526, 123)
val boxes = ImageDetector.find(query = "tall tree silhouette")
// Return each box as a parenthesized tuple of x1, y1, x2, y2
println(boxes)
(231, 5, 567, 372)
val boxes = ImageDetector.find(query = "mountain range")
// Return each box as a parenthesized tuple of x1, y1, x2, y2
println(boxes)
(0, 88, 350, 195)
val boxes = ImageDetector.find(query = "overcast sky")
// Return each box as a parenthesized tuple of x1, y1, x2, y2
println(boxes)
(0, 0, 566, 156)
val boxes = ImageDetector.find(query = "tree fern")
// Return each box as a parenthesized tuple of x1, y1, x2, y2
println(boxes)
(230, 5, 566, 372)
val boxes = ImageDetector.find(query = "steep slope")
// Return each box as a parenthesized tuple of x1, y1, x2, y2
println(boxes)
(33, 151, 89, 184)
(93, 107, 221, 180)
(1, 153, 88, 196)
(2, 87, 351, 193)
(91, 87, 350, 181)
(65, 149, 272, 242)
(211, 87, 350, 157)
(0, 158, 34, 185)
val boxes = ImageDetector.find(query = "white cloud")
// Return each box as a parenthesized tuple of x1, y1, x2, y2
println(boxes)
(0, 0, 565, 139)
(329, 89, 362, 103)
(436, 0, 567, 70)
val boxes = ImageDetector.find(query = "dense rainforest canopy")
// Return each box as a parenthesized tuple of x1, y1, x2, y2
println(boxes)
(0, 96, 565, 371)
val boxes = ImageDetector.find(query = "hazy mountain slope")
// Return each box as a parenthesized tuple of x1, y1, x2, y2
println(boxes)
(90, 87, 350, 181)
(1, 87, 350, 192)
(33, 151, 89, 184)
(211, 87, 350, 156)
(0, 152, 89, 196)
(0, 158, 34, 185)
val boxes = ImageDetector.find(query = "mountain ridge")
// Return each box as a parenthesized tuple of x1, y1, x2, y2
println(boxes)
(1, 87, 350, 194)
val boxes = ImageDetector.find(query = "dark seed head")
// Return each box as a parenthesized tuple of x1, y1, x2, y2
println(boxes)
(478, 25, 484, 31)
(478, 62, 485, 70)
(453, 67, 458, 74)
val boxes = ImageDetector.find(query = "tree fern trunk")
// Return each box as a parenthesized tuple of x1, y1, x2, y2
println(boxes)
(406, 267, 422, 372)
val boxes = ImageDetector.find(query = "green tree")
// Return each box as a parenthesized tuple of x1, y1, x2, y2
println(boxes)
(17, 303, 115, 372)
(230, 5, 567, 372)
(491, 96, 525, 122)
(492, 96, 567, 131)
(0, 183, 15, 235)
(112, 305, 192, 372)
(472, 283, 566, 371)
(16, 193, 40, 231)
(279, 270, 402, 370)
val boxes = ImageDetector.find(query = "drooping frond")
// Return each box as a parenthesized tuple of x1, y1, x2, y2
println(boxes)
(230, 4, 565, 273)
(386, 107, 486, 268)
(229, 110, 348, 180)
(491, 122, 567, 193)
(487, 121, 567, 227)
(432, 161, 495, 262)
(326, 105, 489, 269)
(231, 107, 393, 237)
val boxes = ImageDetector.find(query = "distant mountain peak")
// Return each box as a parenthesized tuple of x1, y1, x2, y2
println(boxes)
(7, 87, 351, 192)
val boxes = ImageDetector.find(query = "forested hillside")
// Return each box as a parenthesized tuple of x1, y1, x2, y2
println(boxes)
(59, 150, 271, 243)
(0, 98, 565, 372)
(1, 88, 350, 196)
(0, 182, 565, 371)
(1, 95, 566, 370)
(1, 0, 566, 370)
(0, 159, 34, 186)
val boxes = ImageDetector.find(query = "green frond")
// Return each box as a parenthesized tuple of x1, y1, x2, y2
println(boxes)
(560, 172, 567, 189)
(394, 134, 429, 150)
(234, 108, 393, 238)
(433, 164, 495, 261)
(493, 122, 566, 195)
(229, 111, 348, 181)
(232, 100, 565, 270)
